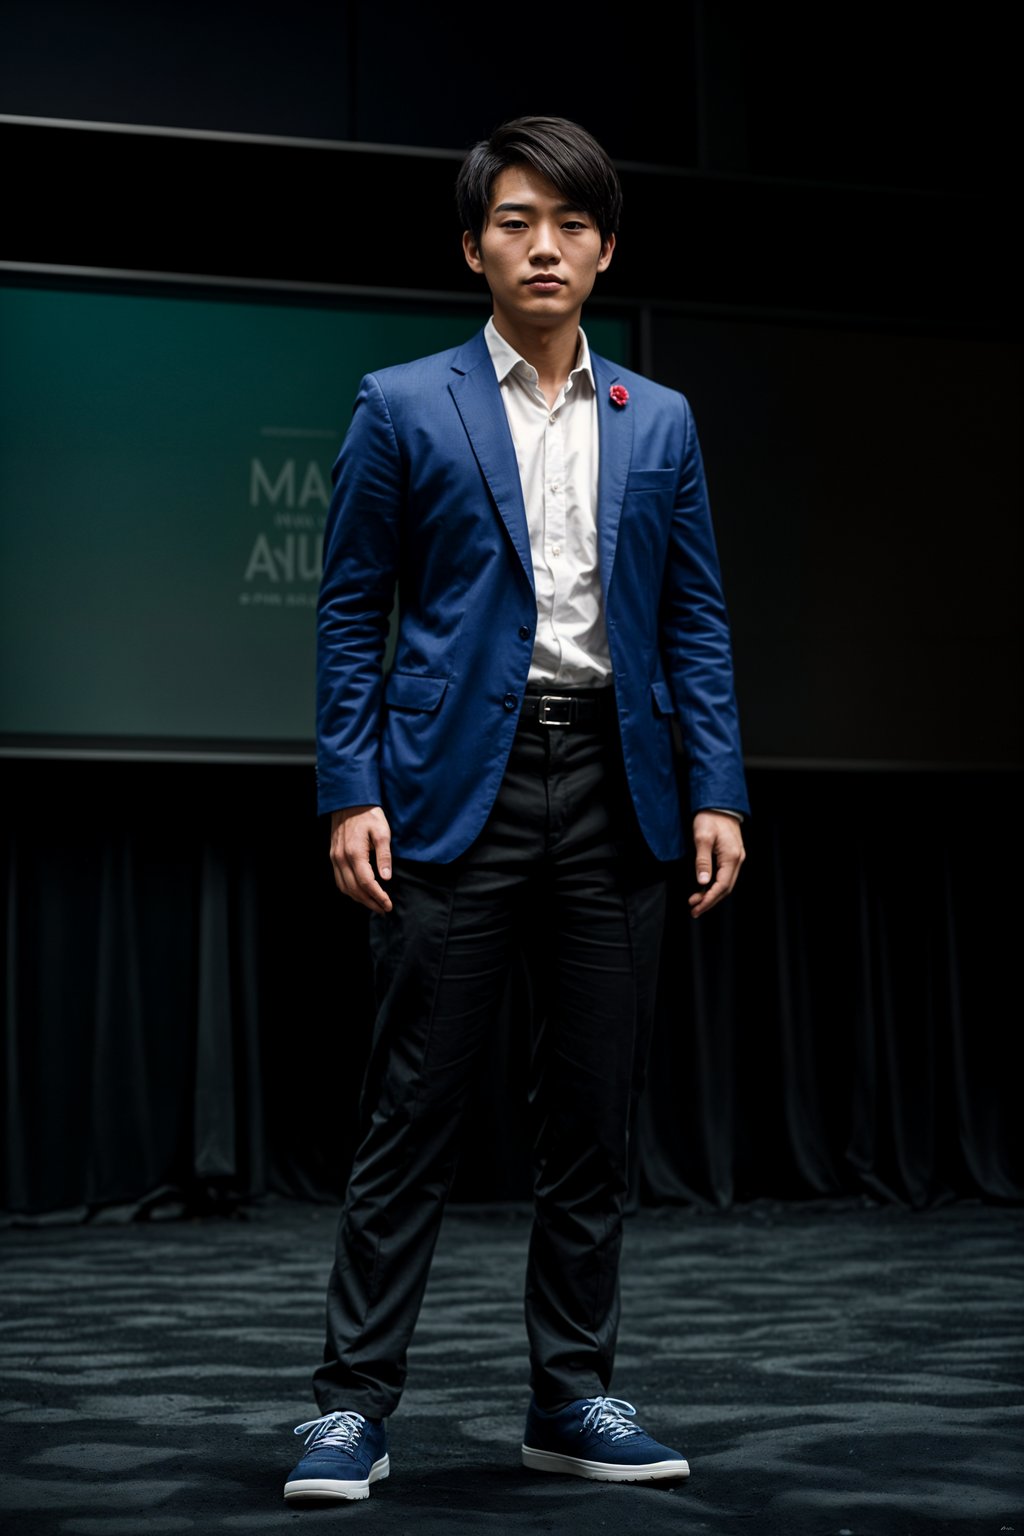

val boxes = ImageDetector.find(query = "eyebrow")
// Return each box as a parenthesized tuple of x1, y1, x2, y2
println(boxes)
(492, 200, 587, 216)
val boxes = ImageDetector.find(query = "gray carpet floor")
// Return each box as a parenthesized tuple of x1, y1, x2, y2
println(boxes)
(1, 1196, 1022, 1535)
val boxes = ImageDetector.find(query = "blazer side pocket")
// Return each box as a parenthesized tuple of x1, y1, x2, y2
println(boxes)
(651, 680, 675, 717)
(384, 672, 448, 712)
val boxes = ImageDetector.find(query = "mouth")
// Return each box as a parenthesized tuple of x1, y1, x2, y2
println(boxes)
(525, 274, 565, 288)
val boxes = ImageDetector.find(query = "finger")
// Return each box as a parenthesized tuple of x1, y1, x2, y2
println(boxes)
(711, 850, 742, 895)
(330, 840, 391, 914)
(688, 850, 744, 917)
(688, 878, 732, 918)
(345, 850, 393, 914)
(343, 870, 391, 914)
(693, 835, 715, 889)
(372, 827, 393, 883)
(329, 844, 352, 897)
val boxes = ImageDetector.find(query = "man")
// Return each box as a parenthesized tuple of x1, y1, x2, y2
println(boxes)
(284, 114, 749, 1504)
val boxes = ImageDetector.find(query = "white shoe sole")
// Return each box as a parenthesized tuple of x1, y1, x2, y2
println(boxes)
(522, 1445, 689, 1481)
(283, 1454, 390, 1502)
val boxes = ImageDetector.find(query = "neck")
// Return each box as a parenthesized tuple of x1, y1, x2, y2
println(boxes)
(491, 313, 581, 408)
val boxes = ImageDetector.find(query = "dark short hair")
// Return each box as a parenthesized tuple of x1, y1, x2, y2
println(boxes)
(455, 116, 623, 244)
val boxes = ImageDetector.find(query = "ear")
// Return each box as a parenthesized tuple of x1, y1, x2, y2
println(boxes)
(462, 229, 485, 275)
(597, 232, 615, 274)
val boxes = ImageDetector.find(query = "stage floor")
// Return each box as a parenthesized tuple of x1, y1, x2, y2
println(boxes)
(1, 1196, 1022, 1535)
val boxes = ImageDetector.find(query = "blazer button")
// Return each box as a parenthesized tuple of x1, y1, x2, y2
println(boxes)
(503, 693, 518, 711)
(518, 625, 530, 640)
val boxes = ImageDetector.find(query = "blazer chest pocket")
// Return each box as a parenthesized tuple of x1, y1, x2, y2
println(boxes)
(385, 672, 448, 712)
(625, 468, 676, 493)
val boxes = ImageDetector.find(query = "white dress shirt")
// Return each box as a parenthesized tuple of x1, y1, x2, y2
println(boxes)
(484, 318, 609, 686)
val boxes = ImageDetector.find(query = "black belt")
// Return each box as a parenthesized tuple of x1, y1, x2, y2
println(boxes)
(519, 690, 613, 727)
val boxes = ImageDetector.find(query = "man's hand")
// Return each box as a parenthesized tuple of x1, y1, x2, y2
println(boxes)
(688, 811, 745, 919)
(329, 805, 394, 914)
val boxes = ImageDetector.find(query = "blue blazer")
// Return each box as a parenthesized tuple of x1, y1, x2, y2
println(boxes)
(316, 327, 749, 862)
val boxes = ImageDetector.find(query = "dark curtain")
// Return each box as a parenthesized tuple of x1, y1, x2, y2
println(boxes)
(2, 759, 1020, 1221)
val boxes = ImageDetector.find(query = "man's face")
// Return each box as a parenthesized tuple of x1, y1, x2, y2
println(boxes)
(462, 164, 614, 337)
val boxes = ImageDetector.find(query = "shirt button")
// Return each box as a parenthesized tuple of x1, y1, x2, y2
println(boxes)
(518, 625, 530, 640)
(503, 693, 518, 711)
(548, 415, 556, 425)
(552, 544, 561, 557)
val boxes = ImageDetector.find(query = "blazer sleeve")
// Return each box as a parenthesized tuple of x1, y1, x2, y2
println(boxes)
(315, 373, 403, 816)
(659, 395, 751, 818)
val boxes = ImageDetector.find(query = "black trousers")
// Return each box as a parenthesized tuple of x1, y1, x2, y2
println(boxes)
(313, 695, 669, 1418)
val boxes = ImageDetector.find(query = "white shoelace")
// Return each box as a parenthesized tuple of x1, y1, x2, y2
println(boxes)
(579, 1396, 643, 1440)
(293, 1410, 367, 1451)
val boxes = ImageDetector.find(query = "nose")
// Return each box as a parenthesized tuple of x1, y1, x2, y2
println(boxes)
(529, 220, 561, 263)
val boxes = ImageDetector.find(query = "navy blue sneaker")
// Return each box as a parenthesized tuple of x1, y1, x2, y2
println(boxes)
(522, 1396, 689, 1482)
(284, 1410, 389, 1503)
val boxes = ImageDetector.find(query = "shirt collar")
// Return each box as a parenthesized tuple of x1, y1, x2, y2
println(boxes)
(483, 316, 595, 394)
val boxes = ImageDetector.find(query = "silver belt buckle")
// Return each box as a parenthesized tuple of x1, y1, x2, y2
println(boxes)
(537, 694, 575, 726)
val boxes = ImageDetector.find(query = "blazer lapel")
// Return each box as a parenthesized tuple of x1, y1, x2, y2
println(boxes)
(592, 351, 634, 591)
(448, 334, 534, 591)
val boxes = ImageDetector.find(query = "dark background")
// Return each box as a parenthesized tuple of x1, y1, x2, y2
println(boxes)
(1, 0, 1021, 1220)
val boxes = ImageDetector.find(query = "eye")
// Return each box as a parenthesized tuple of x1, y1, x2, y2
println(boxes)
(499, 218, 528, 231)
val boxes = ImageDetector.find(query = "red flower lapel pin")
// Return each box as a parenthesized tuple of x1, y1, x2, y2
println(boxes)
(609, 384, 629, 408)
